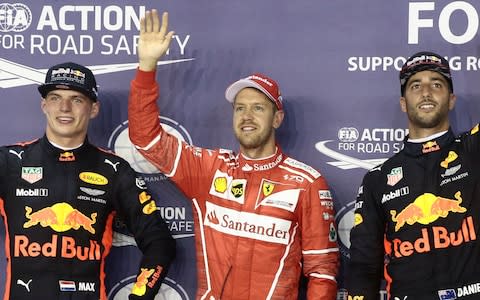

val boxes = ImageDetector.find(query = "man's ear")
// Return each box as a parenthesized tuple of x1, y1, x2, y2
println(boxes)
(273, 109, 284, 129)
(90, 101, 100, 119)
(400, 97, 407, 113)
(448, 93, 457, 111)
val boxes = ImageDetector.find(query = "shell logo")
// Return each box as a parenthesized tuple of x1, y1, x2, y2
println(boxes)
(214, 177, 227, 193)
(79, 172, 108, 185)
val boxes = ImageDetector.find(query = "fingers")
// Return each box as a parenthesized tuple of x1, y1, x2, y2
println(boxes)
(145, 10, 153, 33)
(158, 12, 168, 38)
(140, 12, 146, 34)
(152, 10, 161, 33)
(141, 9, 168, 34)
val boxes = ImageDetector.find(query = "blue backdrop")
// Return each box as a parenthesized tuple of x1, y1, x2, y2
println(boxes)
(1, 1, 480, 299)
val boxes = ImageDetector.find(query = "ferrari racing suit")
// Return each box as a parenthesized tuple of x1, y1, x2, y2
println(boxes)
(0, 136, 175, 300)
(128, 69, 339, 299)
(347, 127, 480, 299)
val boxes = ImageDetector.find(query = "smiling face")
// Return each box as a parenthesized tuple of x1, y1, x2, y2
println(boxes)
(232, 88, 284, 158)
(41, 89, 99, 148)
(400, 70, 456, 139)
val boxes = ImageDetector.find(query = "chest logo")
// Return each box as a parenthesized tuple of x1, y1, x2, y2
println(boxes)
(79, 172, 108, 185)
(23, 202, 97, 234)
(262, 181, 275, 196)
(387, 167, 403, 186)
(440, 151, 458, 168)
(21, 167, 43, 184)
(390, 191, 466, 232)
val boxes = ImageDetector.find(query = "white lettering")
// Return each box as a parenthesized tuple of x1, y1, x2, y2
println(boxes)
(36, 5, 145, 31)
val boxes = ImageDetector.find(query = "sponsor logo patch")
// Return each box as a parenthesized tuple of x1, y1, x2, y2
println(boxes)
(204, 202, 292, 244)
(209, 170, 246, 204)
(16, 188, 48, 197)
(79, 172, 108, 185)
(387, 167, 403, 186)
(59, 280, 76, 292)
(21, 167, 42, 184)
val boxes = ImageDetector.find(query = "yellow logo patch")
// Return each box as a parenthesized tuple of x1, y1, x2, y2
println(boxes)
(79, 172, 108, 185)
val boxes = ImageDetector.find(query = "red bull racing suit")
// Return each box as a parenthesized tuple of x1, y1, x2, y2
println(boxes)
(0, 136, 175, 300)
(128, 69, 339, 299)
(347, 127, 480, 300)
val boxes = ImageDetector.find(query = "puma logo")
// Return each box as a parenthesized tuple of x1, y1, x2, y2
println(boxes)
(104, 159, 120, 172)
(9, 150, 24, 160)
(17, 279, 32, 292)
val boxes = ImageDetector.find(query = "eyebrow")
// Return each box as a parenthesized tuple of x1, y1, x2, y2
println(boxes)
(408, 75, 448, 86)
(46, 92, 86, 99)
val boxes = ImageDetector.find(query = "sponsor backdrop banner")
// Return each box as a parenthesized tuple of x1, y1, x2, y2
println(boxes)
(1, 1, 480, 299)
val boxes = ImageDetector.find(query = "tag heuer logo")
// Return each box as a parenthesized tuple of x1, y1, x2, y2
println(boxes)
(21, 167, 43, 184)
(387, 167, 403, 186)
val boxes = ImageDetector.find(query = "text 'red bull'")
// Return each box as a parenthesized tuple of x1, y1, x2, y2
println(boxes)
(391, 216, 476, 258)
(14, 234, 101, 261)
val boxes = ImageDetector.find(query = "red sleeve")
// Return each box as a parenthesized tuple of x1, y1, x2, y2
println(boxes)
(128, 69, 218, 198)
(301, 177, 339, 299)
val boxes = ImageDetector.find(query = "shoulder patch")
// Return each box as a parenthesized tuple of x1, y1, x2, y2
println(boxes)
(217, 148, 237, 162)
(283, 157, 321, 179)
(470, 123, 479, 135)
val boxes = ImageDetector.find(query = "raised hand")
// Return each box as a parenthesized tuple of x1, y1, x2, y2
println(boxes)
(138, 9, 175, 72)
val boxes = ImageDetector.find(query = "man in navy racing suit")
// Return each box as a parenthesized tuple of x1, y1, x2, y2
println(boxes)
(347, 51, 480, 299)
(0, 62, 175, 300)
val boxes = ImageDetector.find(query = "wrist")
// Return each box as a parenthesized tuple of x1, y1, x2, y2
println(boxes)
(138, 60, 158, 72)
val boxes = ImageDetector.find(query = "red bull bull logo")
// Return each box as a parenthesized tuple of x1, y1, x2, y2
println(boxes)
(59, 151, 75, 161)
(19, 203, 100, 260)
(422, 140, 440, 153)
(390, 191, 466, 232)
(131, 268, 155, 296)
(24, 203, 97, 234)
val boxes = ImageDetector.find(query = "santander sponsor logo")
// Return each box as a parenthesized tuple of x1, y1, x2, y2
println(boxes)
(204, 202, 292, 245)
(253, 154, 283, 171)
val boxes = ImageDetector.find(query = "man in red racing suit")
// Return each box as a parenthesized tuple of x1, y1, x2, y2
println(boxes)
(0, 61, 176, 300)
(128, 10, 339, 300)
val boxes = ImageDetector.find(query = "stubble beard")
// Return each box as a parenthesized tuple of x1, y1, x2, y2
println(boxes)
(235, 128, 272, 150)
(408, 105, 449, 129)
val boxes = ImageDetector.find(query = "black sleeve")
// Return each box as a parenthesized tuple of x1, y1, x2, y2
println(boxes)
(346, 170, 385, 299)
(460, 123, 480, 152)
(113, 161, 176, 300)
